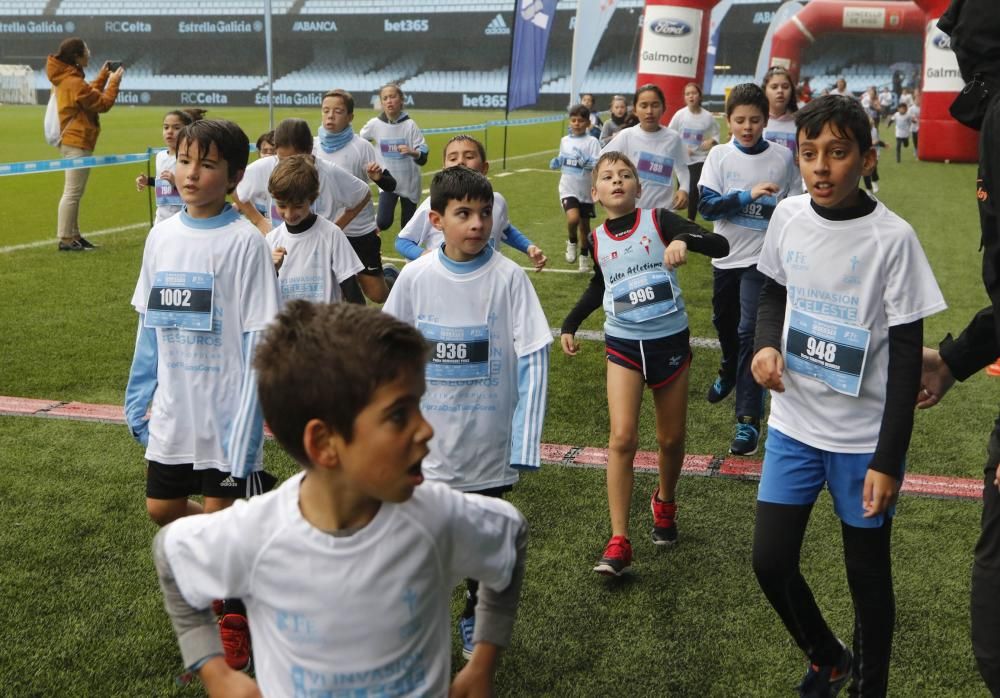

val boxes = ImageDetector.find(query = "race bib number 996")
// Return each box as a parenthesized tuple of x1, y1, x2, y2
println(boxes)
(145, 271, 214, 331)
(611, 270, 677, 322)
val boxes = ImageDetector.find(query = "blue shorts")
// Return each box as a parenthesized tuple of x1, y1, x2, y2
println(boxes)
(605, 330, 690, 389)
(757, 428, 904, 528)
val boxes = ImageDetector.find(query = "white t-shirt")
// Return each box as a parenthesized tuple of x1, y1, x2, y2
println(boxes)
(382, 248, 552, 491)
(312, 133, 382, 236)
(699, 140, 800, 269)
(397, 192, 512, 254)
(265, 215, 363, 305)
(667, 107, 720, 165)
(600, 125, 691, 209)
(763, 112, 798, 156)
(909, 105, 920, 132)
(359, 115, 427, 202)
(757, 195, 947, 452)
(163, 472, 524, 697)
(890, 112, 914, 139)
(236, 155, 372, 237)
(130, 207, 281, 470)
(152, 150, 182, 225)
(555, 134, 601, 202)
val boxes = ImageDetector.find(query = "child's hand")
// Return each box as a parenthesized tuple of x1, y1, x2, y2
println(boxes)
(671, 190, 689, 211)
(366, 161, 383, 181)
(527, 245, 547, 272)
(560, 333, 579, 356)
(449, 643, 498, 698)
(199, 656, 261, 698)
(751, 182, 780, 200)
(663, 240, 687, 270)
(751, 348, 785, 392)
(549, 156, 560, 170)
(159, 170, 175, 185)
(700, 137, 715, 151)
(135, 174, 148, 192)
(862, 469, 900, 518)
(397, 144, 413, 157)
(271, 246, 286, 271)
(916, 347, 955, 409)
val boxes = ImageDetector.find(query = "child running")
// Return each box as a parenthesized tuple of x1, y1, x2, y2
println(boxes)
(360, 82, 428, 231)
(561, 152, 728, 576)
(551, 104, 601, 272)
(750, 94, 946, 697)
(125, 119, 281, 671)
(266, 155, 385, 305)
(383, 166, 550, 658)
(394, 135, 547, 270)
(152, 301, 528, 697)
(255, 131, 275, 159)
(762, 66, 799, 156)
(667, 81, 720, 221)
(698, 83, 801, 457)
(599, 95, 629, 146)
(135, 108, 206, 225)
(581, 92, 603, 139)
(601, 83, 690, 212)
(888, 103, 914, 163)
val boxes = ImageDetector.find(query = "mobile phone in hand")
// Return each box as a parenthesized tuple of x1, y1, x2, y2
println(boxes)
(107, 61, 123, 71)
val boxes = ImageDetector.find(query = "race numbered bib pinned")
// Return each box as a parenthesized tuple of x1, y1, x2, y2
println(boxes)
(635, 151, 674, 186)
(144, 271, 215, 331)
(732, 192, 777, 231)
(611, 270, 678, 323)
(680, 128, 704, 149)
(154, 177, 182, 207)
(380, 138, 408, 160)
(784, 308, 870, 397)
(419, 322, 491, 380)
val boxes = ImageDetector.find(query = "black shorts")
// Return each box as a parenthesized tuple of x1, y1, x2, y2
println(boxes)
(347, 230, 384, 275)
(561, 197, 596, 218)
(146, 460, 277, 500)
(897, 136, 910, 148)
(605, 330, 691, 389)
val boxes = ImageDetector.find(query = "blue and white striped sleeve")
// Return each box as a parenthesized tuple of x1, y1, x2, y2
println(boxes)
(395, 235, 425, 260)
(124, 314, 157, 447)
(509, 346, 549, 470)
(226, 330, 266, 480)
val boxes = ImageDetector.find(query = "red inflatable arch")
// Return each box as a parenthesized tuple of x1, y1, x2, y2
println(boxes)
(767, 0, 976, 162)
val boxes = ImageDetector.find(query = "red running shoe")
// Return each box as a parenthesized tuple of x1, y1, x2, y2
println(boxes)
(593, 535, 633, 576)
(650, 489, 678, 545)
(219, 613, 251, 671)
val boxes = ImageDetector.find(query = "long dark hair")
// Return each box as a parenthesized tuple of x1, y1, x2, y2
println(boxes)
(55, 38, 87, 66)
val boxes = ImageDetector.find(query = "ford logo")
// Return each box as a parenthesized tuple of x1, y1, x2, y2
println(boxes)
(650, 18, 692, 36)
(932, 33, 951, 50)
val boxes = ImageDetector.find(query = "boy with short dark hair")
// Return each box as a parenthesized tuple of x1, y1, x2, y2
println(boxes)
(266, 154, 385, 304)
(125, 118, 282, 670)
(551, 104, 600, 271)
(383, 166, 550, 658)
(153, 301, 528, 696)
(751, 94, 946, 696)
(698, 82, 801, 456)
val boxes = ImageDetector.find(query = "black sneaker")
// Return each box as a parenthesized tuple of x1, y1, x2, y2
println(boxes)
(706, 374, 736, 403)
(729, 416, 760, 456)
(77, 236, 98, 249)
(58, 240, 85, 252)
(798, 642, 853, 697)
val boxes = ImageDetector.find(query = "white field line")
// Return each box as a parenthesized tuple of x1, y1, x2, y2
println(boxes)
(0, 222, 148, 254)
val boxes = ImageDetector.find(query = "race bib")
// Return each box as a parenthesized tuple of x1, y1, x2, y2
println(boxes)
(269, 202, 283, 229)
(680, 127, 704, 149)
(560, 153, 589, 174)
(379, 138, 408, 160)
(765, 131, 797, 154)
(785, 308, 870, 397)
(154, 177, 182, 207)
(419, 322, 491, 380)
(731, 192, 777, 231)
(144, 271, 214, 331)
(611, 270, 677, 322)
(635, 152, 674, 186)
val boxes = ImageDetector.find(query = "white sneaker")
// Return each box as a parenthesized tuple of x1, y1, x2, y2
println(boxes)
(578, 255, 592, 273)
(873, 182, 879, 193)
(565, 241, 578, 263)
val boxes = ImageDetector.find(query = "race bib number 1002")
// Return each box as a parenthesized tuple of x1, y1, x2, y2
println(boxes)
(145, 271, 215, 331)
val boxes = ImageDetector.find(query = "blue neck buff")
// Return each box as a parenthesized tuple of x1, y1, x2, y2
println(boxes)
(317, 126, 353, 153)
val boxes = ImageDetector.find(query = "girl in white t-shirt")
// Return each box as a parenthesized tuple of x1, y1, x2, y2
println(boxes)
(135, 108, 206, 225)
(667, 82, 720, 221)
(762, 66, 799, 157)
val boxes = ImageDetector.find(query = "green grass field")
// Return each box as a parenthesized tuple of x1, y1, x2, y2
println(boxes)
(1, 104, 997, 696)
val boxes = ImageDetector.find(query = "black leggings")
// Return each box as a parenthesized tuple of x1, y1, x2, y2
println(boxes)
(376, 191, 417, 232)
(462, 485, 513, 619)
(752, 501, 895, 697)
(687, 161, 704, 222)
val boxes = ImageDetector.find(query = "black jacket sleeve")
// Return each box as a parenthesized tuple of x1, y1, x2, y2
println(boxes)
(939, 306, 999, 381)
(561, 260, 605, 336)
(374, 168, 397, 193)
(754, 276, 786, 353)
(869, 320, 924, 478)
(655, 209, 729, 258)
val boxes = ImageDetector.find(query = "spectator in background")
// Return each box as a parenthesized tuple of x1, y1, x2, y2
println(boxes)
(798, 76, 812, 105)
(830, 77, 851, 97)
(47, 37, 123, 252)
(878, 85, 895, 125)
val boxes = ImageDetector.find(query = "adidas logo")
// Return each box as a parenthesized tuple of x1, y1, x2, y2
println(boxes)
(484, 13, 510, 35)
(219, 475, 239, 488)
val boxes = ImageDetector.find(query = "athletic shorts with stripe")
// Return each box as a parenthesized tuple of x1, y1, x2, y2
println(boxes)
(605, 329, 691, 389)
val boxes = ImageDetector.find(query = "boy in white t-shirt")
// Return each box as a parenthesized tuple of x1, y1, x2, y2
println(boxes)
(125, 119, 282, 671)
(698, 83, 801, 456)
(888, 102, 914, 163)
(751, 95, 946, 696)
(153, 301, 528, 697)
(383, 166, 550, 660)
(550, 104, 601, 271)
(266, 155, 385, 305)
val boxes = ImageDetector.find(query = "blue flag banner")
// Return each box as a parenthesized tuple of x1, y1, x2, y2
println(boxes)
(506, 0, 559, 111)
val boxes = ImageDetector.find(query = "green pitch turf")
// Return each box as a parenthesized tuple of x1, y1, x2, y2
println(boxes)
(0, 104, 997, 695)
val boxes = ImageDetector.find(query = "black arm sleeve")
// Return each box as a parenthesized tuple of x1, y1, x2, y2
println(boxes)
(560, 260, 605, 335)
(375, 168, 397, 193)
(655, 209, 729, 258)
(939, 306, 999, 381)
(869, 319, 924, 478)
(754, 276, 787, 353)
(414, 150, 429, 166)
